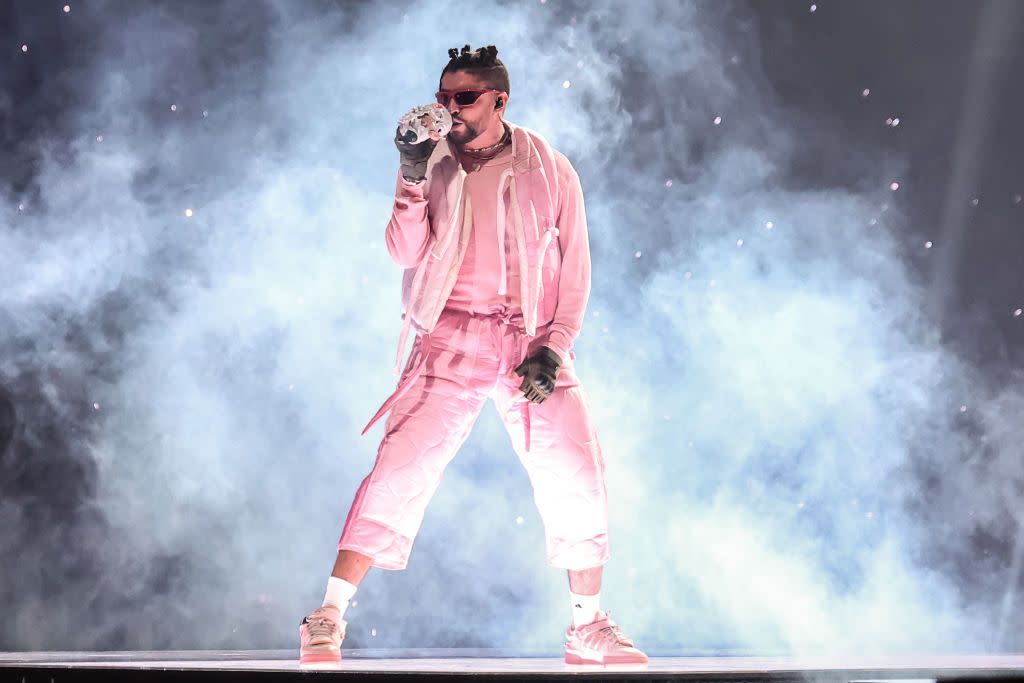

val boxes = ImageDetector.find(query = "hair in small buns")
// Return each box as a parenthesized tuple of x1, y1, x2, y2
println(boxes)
(440, 44, 510, 95)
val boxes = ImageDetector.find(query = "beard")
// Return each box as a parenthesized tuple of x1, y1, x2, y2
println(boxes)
(447, 119, 479, 147)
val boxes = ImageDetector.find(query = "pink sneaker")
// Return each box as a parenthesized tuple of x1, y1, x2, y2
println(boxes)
(298, 605, 346, 669)
(564, 610, 648, 666)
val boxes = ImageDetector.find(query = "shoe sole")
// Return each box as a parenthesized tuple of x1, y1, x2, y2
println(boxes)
(299, 650, 342, 669)
(565, 651, 649, 666)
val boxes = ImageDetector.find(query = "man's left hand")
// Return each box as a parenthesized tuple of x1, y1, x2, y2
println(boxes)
(513, 347, 563, 404)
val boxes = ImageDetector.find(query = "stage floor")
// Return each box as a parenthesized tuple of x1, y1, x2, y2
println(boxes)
(3, 651, 1024, 681)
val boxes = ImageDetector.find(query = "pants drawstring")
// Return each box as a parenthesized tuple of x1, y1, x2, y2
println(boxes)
(514, 324, 532, 453)
(362, 336, 429, 436)
(491, 306, 532, 453)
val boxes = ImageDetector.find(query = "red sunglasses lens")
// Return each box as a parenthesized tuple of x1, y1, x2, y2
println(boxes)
(436, 90, 486, 106)
(454, 91, 484, 105)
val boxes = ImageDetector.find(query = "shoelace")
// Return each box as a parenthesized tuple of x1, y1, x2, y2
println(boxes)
(583, 623, 633, 649)
(304, 613, 338, 640)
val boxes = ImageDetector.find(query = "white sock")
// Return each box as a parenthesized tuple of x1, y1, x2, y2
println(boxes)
(322, 576, 358, 619)
(570, 590, 601, 628)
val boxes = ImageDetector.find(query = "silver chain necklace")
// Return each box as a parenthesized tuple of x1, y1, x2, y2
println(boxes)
(459, 127, 511, 171)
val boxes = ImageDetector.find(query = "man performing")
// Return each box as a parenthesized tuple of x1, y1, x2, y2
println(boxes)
(299, 45, 647, 669)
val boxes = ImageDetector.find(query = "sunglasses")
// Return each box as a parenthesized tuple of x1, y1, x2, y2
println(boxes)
(435, 88, 502, 107)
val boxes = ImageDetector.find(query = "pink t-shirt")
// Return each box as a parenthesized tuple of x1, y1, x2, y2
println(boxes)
(445, 146, 523, 316)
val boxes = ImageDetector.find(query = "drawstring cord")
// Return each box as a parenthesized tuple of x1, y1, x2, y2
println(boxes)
(495, 168, 514, 297)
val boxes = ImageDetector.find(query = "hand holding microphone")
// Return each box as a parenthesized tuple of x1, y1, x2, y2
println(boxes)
(395, 103, 453, 183)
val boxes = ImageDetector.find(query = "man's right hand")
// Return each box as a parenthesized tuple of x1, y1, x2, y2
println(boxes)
(395, 118, 439, 183)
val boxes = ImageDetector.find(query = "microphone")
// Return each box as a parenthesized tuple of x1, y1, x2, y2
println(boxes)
(397, 103, 453, 144)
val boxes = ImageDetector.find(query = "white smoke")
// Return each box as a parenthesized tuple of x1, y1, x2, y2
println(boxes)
(0, 0, 1020, 655)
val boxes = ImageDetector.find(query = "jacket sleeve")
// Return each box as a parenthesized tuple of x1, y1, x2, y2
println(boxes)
(542, 161, 591, 363)
(385, 169, 432, 269)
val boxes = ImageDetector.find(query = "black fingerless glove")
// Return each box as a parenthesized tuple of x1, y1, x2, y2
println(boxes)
(513, 347, 563, 404)
(395, 126, 438, 183)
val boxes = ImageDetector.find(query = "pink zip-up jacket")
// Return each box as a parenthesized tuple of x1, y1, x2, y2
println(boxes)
(360, 123, 590, 436)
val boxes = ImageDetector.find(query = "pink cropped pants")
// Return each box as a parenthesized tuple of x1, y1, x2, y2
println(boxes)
(338, 307, 610, 571)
